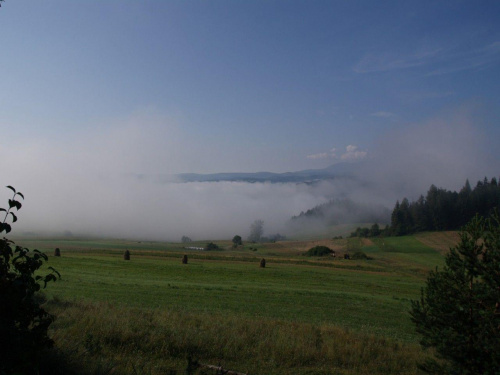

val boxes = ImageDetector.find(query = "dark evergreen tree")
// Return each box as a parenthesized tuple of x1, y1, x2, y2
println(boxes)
(412, 195, 430, 232)
(400, 198, 413, 234)
(391, 200, 403, 236)
(390, 177, 500, 235)
(457, 180, 473, 228)
(410, 214, 500, 374)
(369, 223, 381, 237)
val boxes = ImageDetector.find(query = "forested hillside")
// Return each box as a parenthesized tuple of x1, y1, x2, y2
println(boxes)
(287, 198, 391, 230)
(391, 177, 500, 236)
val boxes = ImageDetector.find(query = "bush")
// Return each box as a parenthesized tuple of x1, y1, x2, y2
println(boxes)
(350, 251, 372, 260)
(232, 235, 242, 247)
(181, 236, 192, 243)
(304, 246, 334, 257)
(205, 242, 220, 251)
(0, 186, 60, 373)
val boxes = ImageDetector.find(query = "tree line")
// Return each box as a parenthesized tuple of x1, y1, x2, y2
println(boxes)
(390, 177, 500, 236)
(349, 177, 500, 238)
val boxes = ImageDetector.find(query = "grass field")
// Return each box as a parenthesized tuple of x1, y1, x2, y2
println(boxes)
(15, 232, 457, 374)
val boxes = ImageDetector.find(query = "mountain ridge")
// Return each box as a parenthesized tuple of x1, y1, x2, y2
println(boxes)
(174, 162, 362, 183)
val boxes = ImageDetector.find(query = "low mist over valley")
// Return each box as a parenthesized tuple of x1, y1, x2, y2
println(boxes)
(2, 109, 497, 241)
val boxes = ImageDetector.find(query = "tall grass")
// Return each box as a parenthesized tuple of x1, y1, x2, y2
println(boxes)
(42, 298, 422, 375)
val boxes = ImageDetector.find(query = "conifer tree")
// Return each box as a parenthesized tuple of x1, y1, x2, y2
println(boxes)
(410, 214, 500, 374)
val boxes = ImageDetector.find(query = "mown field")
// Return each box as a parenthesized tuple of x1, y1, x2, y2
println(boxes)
(15, 232, 455, 375)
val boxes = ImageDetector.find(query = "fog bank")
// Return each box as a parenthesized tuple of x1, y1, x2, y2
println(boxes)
(1, 107, 498, 240)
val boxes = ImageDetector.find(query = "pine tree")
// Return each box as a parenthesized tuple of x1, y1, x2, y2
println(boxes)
(410, 214, 500, 374)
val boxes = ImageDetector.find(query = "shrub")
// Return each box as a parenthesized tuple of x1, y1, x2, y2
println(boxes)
(0, 186, 60, 373)
(182, 254, 188, 264)
(205, 242, 220, 251)
(124, 249, 131, 260)
(232, 235, 242, 247)
(304, 246, 334, 257)
(54, 247, 61, 257)
(351, 251, 372, 260)
(181, 236, 192, 243)
(260, 258, 266, 268)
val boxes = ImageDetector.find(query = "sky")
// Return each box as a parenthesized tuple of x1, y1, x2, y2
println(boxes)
(1, 1, 499, 240)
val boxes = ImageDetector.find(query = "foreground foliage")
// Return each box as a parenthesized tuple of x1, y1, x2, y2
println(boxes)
(411, 214, 500, 374)
(0, 186, 59, 374)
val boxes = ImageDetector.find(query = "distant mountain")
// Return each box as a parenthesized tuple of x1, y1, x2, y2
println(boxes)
(174, 162, 362, 183)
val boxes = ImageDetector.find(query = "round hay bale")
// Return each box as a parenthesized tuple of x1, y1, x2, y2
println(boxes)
(182, 254, 188, 264)
(123, 250, 131, 260)
(260, 258, 266, 268)
(54, 248, 61, 257)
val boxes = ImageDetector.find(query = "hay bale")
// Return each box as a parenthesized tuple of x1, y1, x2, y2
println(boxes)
(124, 250, 131, 260)
(260, 258, 266, 268)
(182, 254, 188, 264)
(54, 248, 61, 257)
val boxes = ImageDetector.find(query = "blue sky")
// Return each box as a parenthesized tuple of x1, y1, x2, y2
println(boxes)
(1, 1, 499, 238)
(2, 0, 500, 173)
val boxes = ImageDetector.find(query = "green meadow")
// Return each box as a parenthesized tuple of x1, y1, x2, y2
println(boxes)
(16, 233, 452, 374)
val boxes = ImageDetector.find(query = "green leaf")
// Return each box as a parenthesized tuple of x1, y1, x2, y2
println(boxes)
(6, 185, 16, 194)
(48, 266, 61, 278)
(10, 212, 17, 222)
(0, 208, 6, 212)
(3, 223, 11, 233)
(8, 199, 15, 208)
(16, 192, 24, 200)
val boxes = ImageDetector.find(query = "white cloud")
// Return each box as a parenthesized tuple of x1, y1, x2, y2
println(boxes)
(353, 47, 443, 74)
(306, 148, 338, 160)
(355, 40, 500, 76)
(306, 145, 367, 163)
(341, 145, 368, 161)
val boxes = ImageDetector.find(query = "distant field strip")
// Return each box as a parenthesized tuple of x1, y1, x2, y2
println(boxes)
(415, 231, 460, 254)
